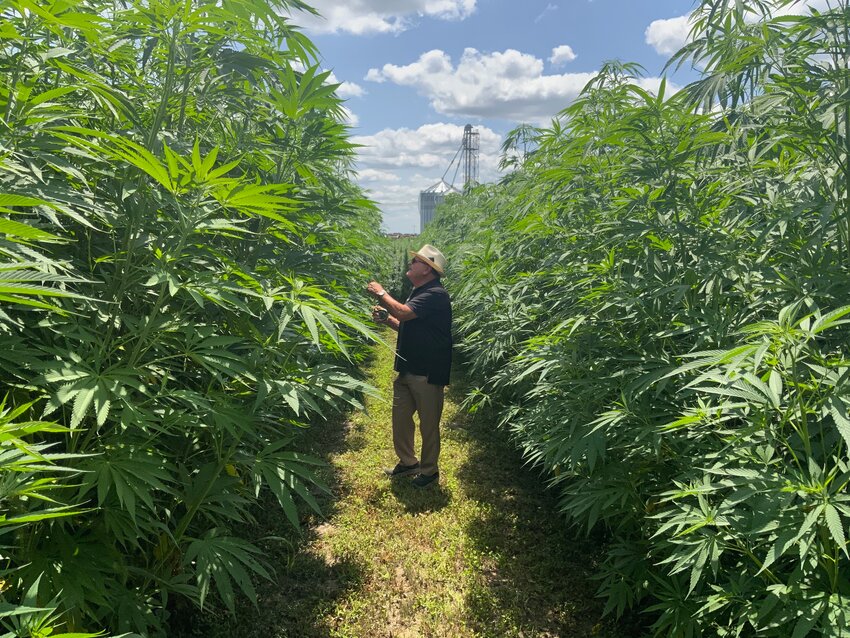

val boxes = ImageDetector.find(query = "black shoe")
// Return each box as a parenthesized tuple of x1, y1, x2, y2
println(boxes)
(412, 472, 439, 489)
(384, 462, 420, 478)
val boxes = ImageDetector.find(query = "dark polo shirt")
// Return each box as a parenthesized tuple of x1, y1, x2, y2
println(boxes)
(395, 279, 452, 385)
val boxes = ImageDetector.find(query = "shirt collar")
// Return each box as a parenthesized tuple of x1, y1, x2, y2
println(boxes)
(412, 278, 441, 293)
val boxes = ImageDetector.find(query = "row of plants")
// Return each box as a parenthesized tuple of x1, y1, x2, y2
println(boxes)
(425, 1, 850, 636)
(0, 0, 388, 635)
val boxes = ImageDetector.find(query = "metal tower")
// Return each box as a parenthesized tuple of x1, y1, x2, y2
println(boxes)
(441, 124, 480, 192)
(461, 124, 479, 191)
(419, 124, 480, 230)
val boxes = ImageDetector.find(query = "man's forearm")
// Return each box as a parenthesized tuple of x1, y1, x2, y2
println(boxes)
(367, 280, 417, 323)
(377, 292, 416, 322)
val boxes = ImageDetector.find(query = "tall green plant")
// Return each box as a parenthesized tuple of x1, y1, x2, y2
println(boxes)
(425, 3, 850, 635)
(0, 0, 385, 634)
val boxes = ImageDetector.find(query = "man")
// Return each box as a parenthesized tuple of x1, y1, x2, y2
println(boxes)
(366, 244, 452, 489)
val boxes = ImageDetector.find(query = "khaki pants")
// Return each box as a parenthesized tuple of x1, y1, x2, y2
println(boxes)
(392, 373, 445, 476)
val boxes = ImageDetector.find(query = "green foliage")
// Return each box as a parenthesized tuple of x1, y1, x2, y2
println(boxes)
(424, 3, 850, 635)
(0, 0, 385, 635)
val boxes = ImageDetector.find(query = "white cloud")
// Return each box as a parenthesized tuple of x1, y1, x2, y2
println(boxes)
(636, 76, 683, 97)
(645, 15, 690, 56)
(771, 0, 831, 16)
(333, 78, 366, 99)
(291, 0, 476, 35)
(352, 122, 501, 170)
(341, 106, 360, 127)
(363, 179, 427, 209)
(358, 169, 401, 182)
(646, 1, 833, 56)
(549, 44, 576, 66)
(338, 82, 366, 98)
(353, 74, 683, 231)
(352, 123, 503, 233)
(325, 72, 366, 99)
(366, 48, 603, 124)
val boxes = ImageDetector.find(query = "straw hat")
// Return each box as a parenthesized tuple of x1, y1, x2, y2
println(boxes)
(409, 244, 447, 275)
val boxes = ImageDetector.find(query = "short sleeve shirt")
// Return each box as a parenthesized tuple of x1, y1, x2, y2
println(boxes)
(395, 279, 452, 385)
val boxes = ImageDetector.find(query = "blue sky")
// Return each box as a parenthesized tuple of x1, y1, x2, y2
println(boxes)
(289, 0, 702, 233)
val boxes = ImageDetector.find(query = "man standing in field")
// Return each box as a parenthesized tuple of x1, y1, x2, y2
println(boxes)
(367, 244, 452, 489)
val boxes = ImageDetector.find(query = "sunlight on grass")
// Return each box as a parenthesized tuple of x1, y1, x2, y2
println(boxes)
(293, 334, 618, 638)
(187, 333, 622, 637)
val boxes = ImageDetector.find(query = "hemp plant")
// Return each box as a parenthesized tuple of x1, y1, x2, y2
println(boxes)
(0, 0, 386, 635)
(424, 2, 850, 635)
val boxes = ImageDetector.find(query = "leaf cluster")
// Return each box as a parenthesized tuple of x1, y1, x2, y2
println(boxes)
(0, 0, 386, 635)
(424, 8, 850, 636)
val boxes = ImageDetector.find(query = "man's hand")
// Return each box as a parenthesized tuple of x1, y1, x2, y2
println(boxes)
(366, 280, 414, 329)
(366, 281, 386, 298)
(371, 305, 389, 324)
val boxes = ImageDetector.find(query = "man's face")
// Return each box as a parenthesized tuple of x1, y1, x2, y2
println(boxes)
(406, 257, 432, 282)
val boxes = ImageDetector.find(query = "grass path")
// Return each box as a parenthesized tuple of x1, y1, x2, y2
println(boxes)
(192, 336, 625, 637)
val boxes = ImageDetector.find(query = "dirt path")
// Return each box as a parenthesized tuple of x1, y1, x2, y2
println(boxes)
(188, 336, 626, 637)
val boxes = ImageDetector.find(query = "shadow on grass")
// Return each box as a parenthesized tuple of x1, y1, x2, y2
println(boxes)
(170, 400, 370, 637)
(388, 476, 452, 513)
(446, 384, 642, 638)
(172, 550, 365, 638)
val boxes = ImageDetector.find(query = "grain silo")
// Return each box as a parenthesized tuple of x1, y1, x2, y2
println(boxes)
(418, 124, 479, 231)
(419, 179, 461, 231)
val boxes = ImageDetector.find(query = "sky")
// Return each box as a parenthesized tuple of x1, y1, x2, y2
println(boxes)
(286, 0, 704, 234)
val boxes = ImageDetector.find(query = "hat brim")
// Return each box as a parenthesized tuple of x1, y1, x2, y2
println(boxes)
(408, 250, 445, 275)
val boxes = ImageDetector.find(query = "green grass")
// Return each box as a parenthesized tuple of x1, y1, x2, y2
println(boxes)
(180, 334, 630, 637)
